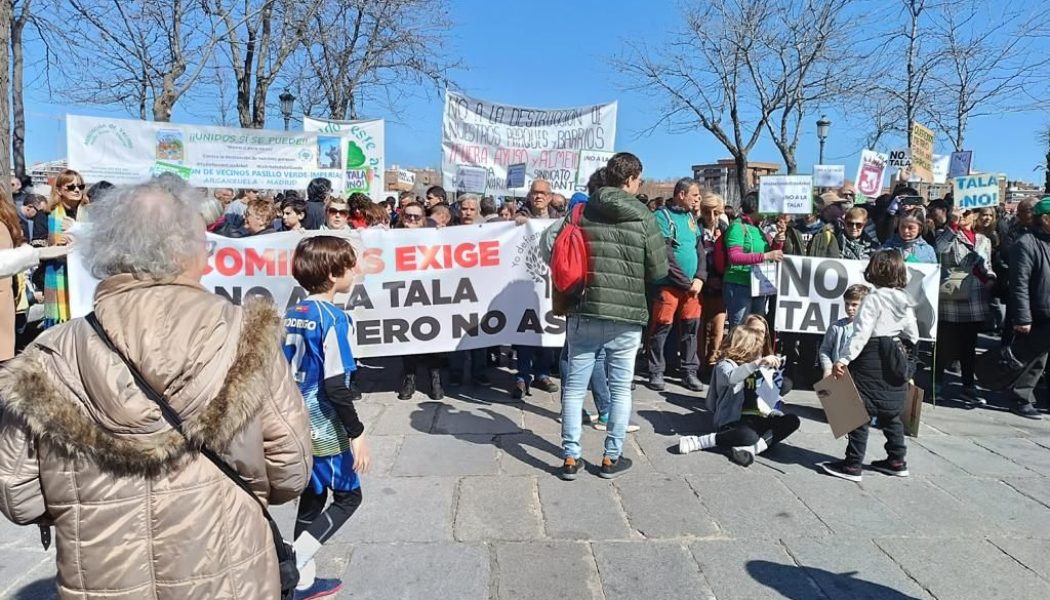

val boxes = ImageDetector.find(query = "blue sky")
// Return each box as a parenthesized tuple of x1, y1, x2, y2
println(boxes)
(21, 0, 1050, 184)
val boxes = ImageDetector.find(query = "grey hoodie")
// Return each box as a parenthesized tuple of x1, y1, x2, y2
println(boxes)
(840, 287, 918, 365)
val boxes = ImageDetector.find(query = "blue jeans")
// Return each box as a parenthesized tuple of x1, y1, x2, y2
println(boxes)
(514, 345, 553, 384)
(559, 345, 611, 417)
(724, 281, 767, 328)
(561, 316, 642, 460)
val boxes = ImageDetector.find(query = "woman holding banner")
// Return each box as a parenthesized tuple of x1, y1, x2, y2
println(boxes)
(722, 192, 783, 327)
(933, 208, 996, 404)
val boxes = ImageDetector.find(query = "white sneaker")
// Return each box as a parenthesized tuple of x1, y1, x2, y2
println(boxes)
(678, 436, 702, 454)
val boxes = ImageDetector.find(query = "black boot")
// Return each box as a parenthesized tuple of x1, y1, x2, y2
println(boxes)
(398, 374, 416, 400)
(429, 369, 444, 400)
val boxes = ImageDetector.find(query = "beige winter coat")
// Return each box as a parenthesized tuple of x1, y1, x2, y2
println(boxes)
(0, 275, 312, 599)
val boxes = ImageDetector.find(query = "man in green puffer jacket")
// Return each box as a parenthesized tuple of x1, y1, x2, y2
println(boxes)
(546, 152, 669, 481)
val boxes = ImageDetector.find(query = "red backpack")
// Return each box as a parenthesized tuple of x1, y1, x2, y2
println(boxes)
(550, 203, 590, 296)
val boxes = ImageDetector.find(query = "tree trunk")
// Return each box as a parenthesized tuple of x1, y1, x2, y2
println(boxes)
(733, 152, 749, 208)
(1, 0, 12, 198)
(10, 3, 26, 180)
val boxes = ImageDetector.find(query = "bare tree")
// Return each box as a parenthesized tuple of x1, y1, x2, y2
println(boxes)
(927, 1, 1050, 151)
(1, 0, 11, 198)
(613, 0, 786, 202)
(206, 0, 324, 128)
(294, 0, 457, 121)
(41, 0, 220, 121)
(9, 0, 31, 179)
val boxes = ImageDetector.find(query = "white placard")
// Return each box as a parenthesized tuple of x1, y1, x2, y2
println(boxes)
(888, 148, 912, 168)
(759, 175, 813, 214)
(855, 150, 888, 198)
(953, 174, 1000, 209)
(442, 91, 618, 196)
(813, 165, 845, 188)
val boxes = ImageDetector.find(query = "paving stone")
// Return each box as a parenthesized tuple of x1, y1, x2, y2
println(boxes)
(362, 434, 402, 477)
(989, 537, 1050, 582)
(613, 475, 719, 538)
(928, 476, 1050, 537)
(0, 518, 39, 549)
(454, 476, 543, 541)
(391, 434, 499, 476)
(370, 400, 442, 435)
(0, 550, 52, 597)
(686, 474, 830, 539)
(538, 477, 632, 540)
(339, 477, 454, 543)
(875, 537, 1050, 600)
(914, 436, 1033, 477)
(496, 431, 566, 476)
(593, 541, 711, 600)
(1003, 476, 1050, 509)
(752, 433, 845, 477)
(433, 401, 523, 435)
(344, 542, 488, 600)
(920, 408, 1030, 437)
(894, 439, 970, 477)
(780, 476, 914, 537)
(494, 542, 602, 600)
(783, 537, 934, 600)
(691, 539, 826, 600)
(858, 477, 995, 537)
(634, 432, 744, 476)
(355, 401, 386, 435)
(971, 437, 1050, 476)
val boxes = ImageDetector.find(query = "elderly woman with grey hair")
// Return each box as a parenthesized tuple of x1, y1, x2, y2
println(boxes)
(0, 177, 312, 599)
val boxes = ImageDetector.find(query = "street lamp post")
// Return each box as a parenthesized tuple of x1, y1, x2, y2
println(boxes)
(816, 114, 831, 165)
(279, 89, 296, 131)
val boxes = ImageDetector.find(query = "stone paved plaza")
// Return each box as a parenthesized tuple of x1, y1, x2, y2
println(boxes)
(3, 357, 1050, 599)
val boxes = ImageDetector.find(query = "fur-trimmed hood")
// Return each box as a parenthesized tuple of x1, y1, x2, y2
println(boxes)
(0, 275, 285, 477)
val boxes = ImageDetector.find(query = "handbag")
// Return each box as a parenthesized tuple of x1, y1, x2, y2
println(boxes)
(939, 268, 973, 301)
(85, 312, 299, 599)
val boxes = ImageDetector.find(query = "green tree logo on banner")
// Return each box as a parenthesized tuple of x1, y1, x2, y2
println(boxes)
(346, 141, 367, 168)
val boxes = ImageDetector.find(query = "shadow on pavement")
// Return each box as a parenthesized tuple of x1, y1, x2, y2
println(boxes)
(9, 577, 57, 600)
(747, 560, 923, 600)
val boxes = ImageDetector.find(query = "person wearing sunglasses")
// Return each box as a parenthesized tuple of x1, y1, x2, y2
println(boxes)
(40, 169, 88, 328)
(322, 197, 352, 231)
(809, 206, 878, 260)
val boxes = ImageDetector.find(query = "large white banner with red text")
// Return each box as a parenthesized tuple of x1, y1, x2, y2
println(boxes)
(441, 91, 618, 197)
(68, 222, 564, 357)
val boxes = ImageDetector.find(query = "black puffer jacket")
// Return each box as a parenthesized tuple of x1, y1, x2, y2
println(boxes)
(1008, 230, 1050, 325)
(570, 186, 668, 325)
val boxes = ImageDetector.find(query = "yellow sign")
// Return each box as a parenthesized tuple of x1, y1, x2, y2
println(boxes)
(910, 122, 935, 182)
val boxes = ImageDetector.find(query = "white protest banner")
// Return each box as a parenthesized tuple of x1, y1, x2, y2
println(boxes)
(948, 151, 973, 178)
(953, 174, 1000, 209)
(813, 165, 845, 188)
(932, 154, 950, 184)
(302, 116, 385, 201)
(855, 150, 888, 198)
(774, 256, 939, 341)
(910, 121, 935, 182)
(442, 90, 617, 196)
(888, 148, 912, 168)
(68, 222, 566, 358)
(397, 169, 416, 186)
(68, 115, 346, 189)
(577, 150, 615, 191)
(759, 175, 813, 214)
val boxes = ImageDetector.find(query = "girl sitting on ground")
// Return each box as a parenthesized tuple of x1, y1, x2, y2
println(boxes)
(677, 326, 801, 466)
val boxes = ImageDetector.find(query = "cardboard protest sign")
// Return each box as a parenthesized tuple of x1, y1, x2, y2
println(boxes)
(910, 121, 935, 182)
(456, 165, 489, 194)
(774, 256, 940, 341)
(932, 154, 950, 184)
(506, 163, 527, 189)
(948, 151, 973, 178)
(69, 115, 354, 191)
(814, 371, 869, 439)
(759, 175, 813, 214)
(442, 91, 618, 196)
(888, 149, 912, 168)
(953, 174, 1000, 209)
(903, 384, 924, 437)
(69, 222, 568, 358)
(576, 150, 615, 192)
(855, 150, 888, 198)
(303, 116, 385, 201)
(814, 165, 845, 188)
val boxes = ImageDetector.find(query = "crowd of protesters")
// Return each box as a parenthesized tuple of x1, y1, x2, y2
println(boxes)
(2, 154, 1050, 596)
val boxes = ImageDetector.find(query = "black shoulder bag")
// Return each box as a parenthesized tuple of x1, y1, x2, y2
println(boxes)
(85, 312, 299, 599)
